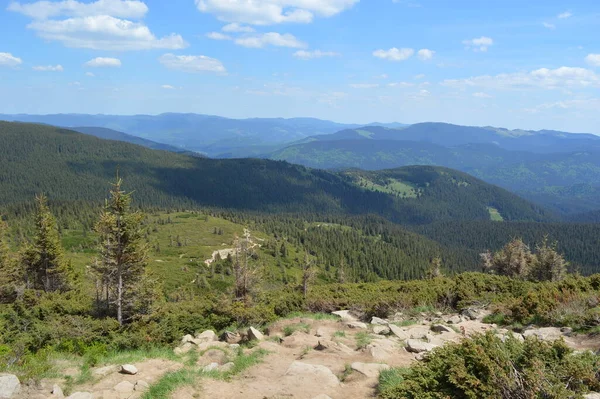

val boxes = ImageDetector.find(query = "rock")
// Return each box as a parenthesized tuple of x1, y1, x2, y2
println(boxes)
(51, 384, 64, 398)
(371, 317, 389, 325)
(406, 339, 439, 353)
(434, 311, 443, 317)
(315, 341, 329, 351)
(373, 325, 390, 335)
(461, 308, 479, 320)
(202, 362, 219, 372)
(181, 334, 195, 345)
(331, 310, 357, 321)
(219, 362, 235, 373)
(195, 330, 217, 343)
(346, 321, 368, 329)
(446, 315, 463, 324)
(388, 324, 409, 340)
(0, 374, 20, 399)
(65, 393, 93, 399)
(92, 365, 117, 377)
(285, 361, 339, 388)
(134, 381, 149, 392)
(198, 349, 227, 366)
(523, 327, 563, 342)
(119, 364, 138, 375)
(229, 344, 241, 351)
(351, 362, 390, 378)
(496, 332, 525, 343)
(560, 327, 573, 336)
(312, 395, 333, 399)
(315, 327, 328, 338)
(247, 326, 264, 341)
(431, 324, 453, 333)
(113, 381, 135, 393)
(584, 393, 600, 399)
(221, 331, 241, 344)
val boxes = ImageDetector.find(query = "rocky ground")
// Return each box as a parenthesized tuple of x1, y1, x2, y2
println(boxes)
(3, 308, 600, 399)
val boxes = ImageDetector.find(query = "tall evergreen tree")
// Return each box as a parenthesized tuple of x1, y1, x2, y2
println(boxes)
(0, 220, 21, 302)
(530, 237, 568, 282)
(21, 195, 72, 292)
(92, 177, 148, 325)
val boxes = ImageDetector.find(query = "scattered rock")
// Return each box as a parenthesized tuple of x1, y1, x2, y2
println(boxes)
(219, 362, 235, 373)
(431, 324, 453, 333)
(220, 331, 241, 344)
(315, 341, 328, 351)
(405, 339, 439, 353)
(350, 362, 390, 378)
(523, 327, 563, 342)
(229, 344, 241, 351)
(331, 310, 357, 321)
(119, 364, 138, 375)
(346, 321, 368, 329)
(584, 393, 600, 399)
(92, 365, 117, 377)
(370, 317, 388, 325)
(181, 334, 195, 345)
(373, 325, 390, 335)
(51, 384, 64, 398)
(284, 361, 339, 388)
(388, 324, 409, 340)
(496, 332, 525, 343)
(560, 327, 573, 336)
(0, 374, 20, 399)
(195, 330, 218, 343)
(247, 327, 264, 341)
(446, 315, 463, 324)
(315, 327, 328, 338)
(461, 308, 480, 320)
(134, 381, 150, 392)
(202, 363, 219, 372)
(113, 381, 135, 393)
(198, 349, 227, 366)
(434, 311, 443, 317)
(65, 393, 93, 399)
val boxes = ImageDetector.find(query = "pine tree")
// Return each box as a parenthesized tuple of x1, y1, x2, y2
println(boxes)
(427, 257, 443, 279)
(302, 251, 316, 299)
(530, 237, 568, 282)
(92, 177, 149, 325)
(232, 229, 260, 303)
(22, 195, 72, 292)
(482, 238, 533, 278)
(0, 220, 21, 303)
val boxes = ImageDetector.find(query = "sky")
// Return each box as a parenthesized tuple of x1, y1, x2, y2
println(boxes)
(1, 0, 600, 133)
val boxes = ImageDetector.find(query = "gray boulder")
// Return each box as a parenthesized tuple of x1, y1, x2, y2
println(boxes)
(0, 374, 20, 399)
(347, 321, 368, 329)
(119, 364, 138, 375)
(114, 381, 135, 393)
(584, 394, 600, 399)
(370, 317, 389, 325)
(388, 324, 409, 340)
(431, 324, 453, 333)
(406, 339, 439, 353)
(285, 361, 339, 388)
(373, 325, 390, 335)
(351, 362, 390, 378)
(51, 384, 64, 398)
(247, 327, 264, 341)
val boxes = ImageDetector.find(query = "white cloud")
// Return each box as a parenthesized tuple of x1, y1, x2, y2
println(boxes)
(159, 53, 226, 74)
(26, 15, 187, 51)
(558, 11, 572, 19)
(161, 84, 175, 89)
(206, 31, 232, 40)
(373, 47, 414, 61)
(32, 64, 64, 71)
(387, 82, 413, 87)
(349, 83, 379, 89)
(7, 0, 149, 20)
(85, 72, 95, 76)
(195, 0, 358, 25)
(543, 22, 556, 29)
(84, 57, 121, 67)
(235, 32, 306, 48)
(585, 54, 600, 67)
(417, 48, 434, 60)
(463, 36, 493, 52)
(473, 92, 492, 98)
(442, 66, 600, 90)
(0, 52, 23, 67)
(293, 50, 340, 60)
(222, 22, 254, 33)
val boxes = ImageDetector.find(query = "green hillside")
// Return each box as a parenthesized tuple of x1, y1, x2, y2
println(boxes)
(0, 121, 552, 225)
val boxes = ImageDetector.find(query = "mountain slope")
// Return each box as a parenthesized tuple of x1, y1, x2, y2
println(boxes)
(69, 126, 187, 153)
(0, 121, 552, 225)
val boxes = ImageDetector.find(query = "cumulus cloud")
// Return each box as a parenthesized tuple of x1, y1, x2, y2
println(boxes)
(473, 92, 492, 98)
(417, 48, 434, 60)
(349, 83, 379, 89)
(159, 53, 226, 74)
(463, 36, 493, 52)
(235, 32, 306, 48)
(293, 50, 340, 60)
(206, 31, 232, 40)
(543, 22, 555, 29)
(195, 0, 358, 25)
(387, 81, 413, 88)
(222, 22, 254, 32)
(9, 0, 187, 51)
(161, 84, 175, 89)
(558, 11, 572, 19)
(373, 47, 414, 61)
(84, 57, 121, 67)
(85, 72, 95, 76)
(0, 52, 23, 67)
(441, 66, 600, 90)
(32, 64, 63, 71)
(585, 54, 600, 67)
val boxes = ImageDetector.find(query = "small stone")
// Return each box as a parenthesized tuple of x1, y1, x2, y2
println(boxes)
(0, 374, 20, 399)
(65, 393, 93, 399)
(388, 324, 409, 340)
(315, 327, 327, 338)
(346, 321, 368, 329)
(51, 384, 64, 398)
(181, 334, 195, 345)
(202, 363, 219, 372)
(406, 339, 438, 353)
(119, 364, 138, 375)
(351, 362, 390, 378)
(220, 331, 241, 344)
(560, 327, 573, 335)
(332, 310, 356, 321)
(195, 330, 217, 343)
(113, 381, 135, 393)
(431, 324, 453, 333)
(247, 327, 264, 341)
(219, 362, 235, 372)
(446, 315, 462, 324)
(373, 326, 390, 335)
(314, 341, 328, 351)
(229, 344, 241, 351)
(461, 308, 479, 320)
(434, 312, 443, 317)
(370, 317, 389, 325)
(134, 381, 149, 392)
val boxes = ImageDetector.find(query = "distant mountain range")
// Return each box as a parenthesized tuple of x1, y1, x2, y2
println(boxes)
(68, 126, 189, 153)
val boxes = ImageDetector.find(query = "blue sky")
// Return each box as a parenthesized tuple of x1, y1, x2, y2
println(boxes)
(1, 0, 600, 133)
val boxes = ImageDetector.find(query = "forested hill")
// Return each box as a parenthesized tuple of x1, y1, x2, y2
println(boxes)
(0, 121, 552, 224)
(69, 126, 188, 153)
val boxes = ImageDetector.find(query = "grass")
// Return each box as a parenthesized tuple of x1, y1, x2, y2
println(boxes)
(333, 331, 346, 338)
(201, 348, 269, 381)
(283, 322, 311, 337)
(95, 346, 179, 366)
(487, 206, 504, 222)
(339, 363, 354, 382)
(142, 369, 198, 399)
(284, 312, 338, 321)
(355, 332, 373, 350)
(393, 319, 417, 327)
(378, 368, 408, 395)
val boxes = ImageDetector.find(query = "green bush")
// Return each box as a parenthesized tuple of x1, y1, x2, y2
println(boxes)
(379, 332, 600, 399)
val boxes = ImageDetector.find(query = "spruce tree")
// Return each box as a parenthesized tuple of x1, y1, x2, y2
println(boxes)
(0, 220, 21, 302)
(530, 237, 568, 282)
(92, 177, 148, 325)
(22, 195, 72, 292)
